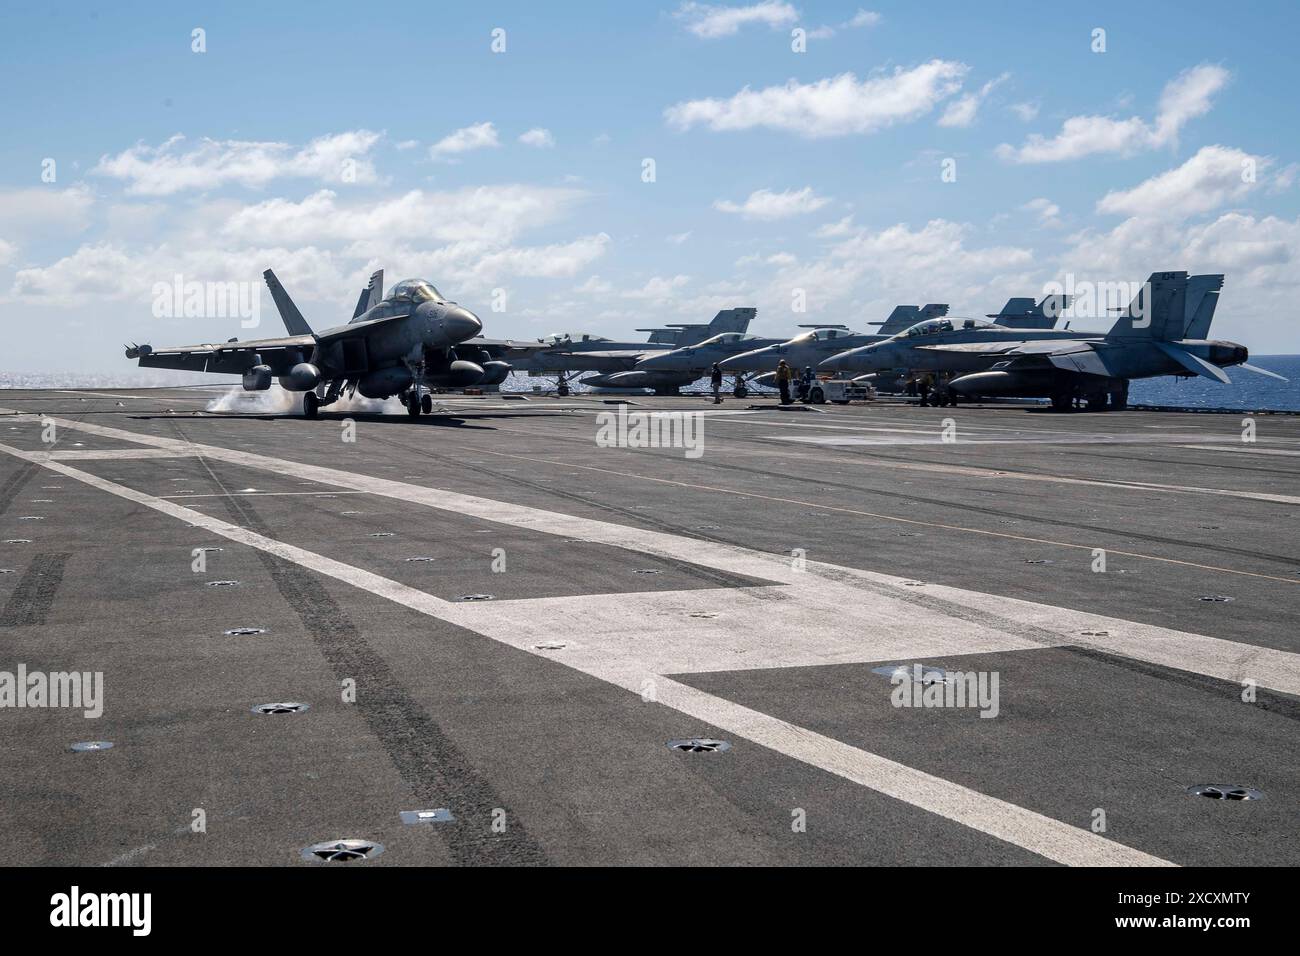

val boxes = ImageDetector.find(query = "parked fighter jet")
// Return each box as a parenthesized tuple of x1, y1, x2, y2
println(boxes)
(720, 305, 949, 378)
(622, 331, 785, 396)
(126, 270, 492, 417)
(821, 272, 1284, 410)
(523, 308, 758, 394)
(985, 294, 1072, 329)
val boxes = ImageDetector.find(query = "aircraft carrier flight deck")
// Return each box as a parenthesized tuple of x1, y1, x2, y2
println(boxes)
(1, 388, 1297, 868)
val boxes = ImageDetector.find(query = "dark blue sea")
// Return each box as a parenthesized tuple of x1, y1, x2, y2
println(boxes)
(1127, 355, 1299, 412)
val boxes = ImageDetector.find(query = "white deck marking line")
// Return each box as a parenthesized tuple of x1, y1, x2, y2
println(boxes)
(159, 490, 368, 499)
(0, 438, 1173, 867)
(1188, 445, 1300, 458)
(45, 449, 194, 461)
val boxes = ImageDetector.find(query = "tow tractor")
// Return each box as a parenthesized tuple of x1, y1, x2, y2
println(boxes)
(803, 377, 875, 405)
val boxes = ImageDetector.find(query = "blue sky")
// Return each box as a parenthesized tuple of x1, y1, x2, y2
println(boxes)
(2, 0, 1299, 374)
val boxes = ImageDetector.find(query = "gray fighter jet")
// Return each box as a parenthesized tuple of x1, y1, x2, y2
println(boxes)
(524, 308, 758, 395)
(719, 305, 950, 377)
(126, 270, 489, 417)
(620, 331, 786, 396)
(821, 272, 1284, 410)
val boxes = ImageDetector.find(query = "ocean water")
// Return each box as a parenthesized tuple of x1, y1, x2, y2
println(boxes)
(1127, 355, 1300, 412)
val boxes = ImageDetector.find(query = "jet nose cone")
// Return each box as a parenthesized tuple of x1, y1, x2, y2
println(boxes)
(445, 306, 482, 341)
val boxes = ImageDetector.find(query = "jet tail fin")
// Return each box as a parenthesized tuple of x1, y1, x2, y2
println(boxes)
(986, 295, 1070, 329)
(1106, 271, 1187, 341)
(873, 306, 918, 335)
(263, 269, 315, 338)
(707, 307, 757, 335)
(1182, 274, 1224, 339)
(351, 270, 384, 319)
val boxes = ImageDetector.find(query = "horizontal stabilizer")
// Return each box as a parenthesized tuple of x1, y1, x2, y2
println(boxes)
(1238, 362, 1288, 382)
(1155, 341, 1231, 383)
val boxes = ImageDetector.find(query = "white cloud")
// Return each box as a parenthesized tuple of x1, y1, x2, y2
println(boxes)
(666, 61, 968, 137)
(394, 139, 420, 151)
(1096, 145, 1265, 219)
(575, 275, 614, 294)
(93, 131, 382, 195)
(666, 231, 693, 244)
(622, 275, 691, 299)
(714, 186, 830, 220)
(220, 185, 588, 246)
(429, 122, 500, 160)
(1022, 197, 1061, 227)
(674, 2, 798, 38)
(0, 185, 94, 235)
(937, 73, 1008, 128)
(1059, 211, 1300, 347)
(1009, 101, 1039, 122)
(519, 128, 555, 148)
(814, 215, 855, 238)
(846, 9, 880, 28)
(997, 64, 1229, 163)
(0, 239, 16, 266)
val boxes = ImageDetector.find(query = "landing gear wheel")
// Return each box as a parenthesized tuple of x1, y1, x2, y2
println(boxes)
(557, 382, 570, 397)
(733, 385, 748, 399)
(421, 394, 433, 414)
(1109, 386, 1129, 411)
(407, 391, 421, 417)
(302, 391, 319, 419)
(1085, 392, 1107, 412)
(1050, 391, 1072, 412)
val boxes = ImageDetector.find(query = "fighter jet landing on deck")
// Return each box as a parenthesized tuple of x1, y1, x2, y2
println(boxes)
(125, 270, 506, 418)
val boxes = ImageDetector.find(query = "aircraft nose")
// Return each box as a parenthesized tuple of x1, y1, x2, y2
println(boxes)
(444, 306, 482, 341)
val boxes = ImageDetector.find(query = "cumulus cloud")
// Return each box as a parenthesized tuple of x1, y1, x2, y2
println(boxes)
(1096, 145, 1266, 219)
(713, 186, 830, 220)
(665, 60, 967, 137)
(429, 122, 500, 160)
(518, 128, 555, 148)
(93, 131, 382, 195)
(997, 65, 1230, 163)
(0, 238, 16, 266)
(674, 2, 798, 38)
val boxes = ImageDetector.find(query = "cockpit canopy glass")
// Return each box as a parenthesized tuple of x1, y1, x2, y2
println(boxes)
(387, 279, 443, 304)
(693, 332, 755, 347)
(900, 317, 998, 338)
(540, 332, 610, 345)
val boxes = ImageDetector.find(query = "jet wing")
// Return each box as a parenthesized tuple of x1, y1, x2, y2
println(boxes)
(983, 340, 1118, 378)
(315, 313, 411, 340)
(461, 337, 553, 359)
(127, 334, 314, 374)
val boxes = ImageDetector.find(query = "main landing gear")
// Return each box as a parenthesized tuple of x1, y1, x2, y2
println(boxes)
(302, 391, 319, 418)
